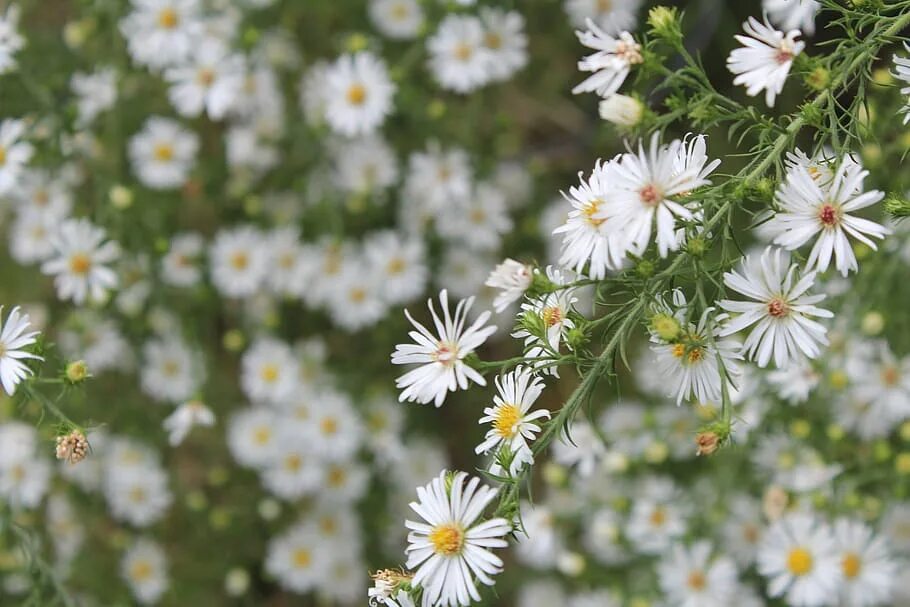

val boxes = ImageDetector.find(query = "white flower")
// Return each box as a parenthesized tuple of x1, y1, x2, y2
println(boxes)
(240, 337, 299, 405)
(227, 407, 279, 468)
(369, 0, 424, 40)
(514, 503, 562, 569)
(332, 135, 399, 194)
(120, 0, 203, 70)
(405, 471, 511, 606)
(436, 182, 513, 251)
(121, 539, 169, 606)
(718, 247, 833, 368)
(42, 218, 120, 305)
(572, 20, 642, 98)
(553, 159, 628, 279)
(485, 258, 533, 313)
(849, 340, 910, 423)
(0, 5, 24, 74)
(766, 160, 888, 276)
(160, 232, 204, 287)
(479, 8, 528, 82)
(403, 142, 473, 215)
(727, 16, 804, 107)
(324, 51, 395, 136)
(140, 336, 203, 403)
(0, 118, 33, 195)
(512, 267, 578, 375)
(651, 309, 742, 405)
(163, 400, 214, 446)
(625, 477, 688, 555)
(894, 45, 910, 124)
(764, 0, 821, 35)
(427, 15, 494, 93)
(164, 37, 245, 119)
(551, 420, 606, 476)
(475, 367, 550, 477)
(128, 116, 199, 189)
(757, 512, 841, 607)
(657, 541, 739, 607)
(564, 0, 642, 34)
(601, 132, 720, 258)
(71, 68, 118, 125)
(265, 520, 330, 593)
(209, 226, 269, 298)
(766, 356, 820, 404)
(364, 230, 428, 305)
(391, 290, 496, 407)
(833, 518, 897, 607)
(599, 93, 643, 126)
(0, 306, 42, 396)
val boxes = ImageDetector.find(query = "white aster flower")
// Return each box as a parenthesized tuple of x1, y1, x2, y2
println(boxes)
(140, 335, 203, 403)
(0, 306, 42, 396)
(71, 68, 118, 125)
(572, 20, 642, 98)
(475, 367, 550, 477)
(369, 0, 424, 40)
(833, 518, 897, 607)
(164, 37, 245, 119)
(599, 93, 643, 126)
(364, 230, 428, 306)
(42, 218, 120, 305)
(128, 116, 199, 189)
(895, 45, 910, 123)
(405, 471, 511, 606)
(727, 16, 804, 107)
(554, 159, 628, 278)
(160, 232, 204, 288)
(119, 0, 203, 70)
(324, 51, 395, 136)
(427, 14, 494, 94)
(764, 0, 821, 35)
(512, 267, 578, 376)
(332, 135, 399, 194)
(657, 541, 739, 607)
(391, 290, 496, 407)
(564, 0, 642, 34)
(625, 477, 688, 555)
(209, 226, 269, 299)
(0, 5, 24, 74)
(767, 159, 888, 276)
(240, 337, 299, 405)
(265, 520, 330, 593)
(479, 8, 528, 82)
(718, 247, 832, 368)
(121, 538, 169, 606)
(163, 400, 214, 446)
(0, 118, 33, 195)
(601, 132, 719, 258)
(757, 512, 841, 607)
(485, 258, 533, 313)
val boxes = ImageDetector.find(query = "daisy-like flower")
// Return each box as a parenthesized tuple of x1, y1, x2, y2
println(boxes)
(656, 541, 739, 607)
(512, 267, 578, 375)
(833, 518, 897, 607)
(895, 45, 910, 123)
(0, 5, 24, 74)
(764, 0, 821, 35)
(718, 247, 833, 368)
(572, 19, 642, 98)
(757, 512, 841, 607)
(128, 117, 199, 189)
(369, 0, 424, 40)
(554, 160, 628, 279)
(162, 400, 214, 446)
(121, 538, 169, 606)
(766, 160, 888, 276)
(324, 51, 395, 137)
(209, 226, 269, 299)
(119, 0, 203, 71)
(427, 14, 494, 94)
(0, 306, 42, 396)
(364, 231, 428, 306)
(475, 367, 550, 477)
(41, 218, 121, 305)
(391, 290, 496, 407)
(651, 308, 742, 405)
(564, 0, 642, 34)
(164, 37, 245, 120)
(405, 471, 511, 606)
(0, 118, 34, 195)
(479, 8, 528, 82)
(600, 133, 720, 258)
(485, 258, 533, 313)
(71, 68, 118, 126)
(727, 16, 804, 107)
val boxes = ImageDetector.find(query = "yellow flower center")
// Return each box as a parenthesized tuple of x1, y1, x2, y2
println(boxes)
(786, 547, 814, 576)
(387, 257, 406, 274)
(131, 560, 153, 581)
(293, 548, 312, 568)
(541, 305, 563, 328)
(582, 199, 605, 227)
(230, 251, 249, 270)
(260, 364, 279, 383)
(597, 0, 612, 10)
(429, 524, 465, 556)
(454, 43, 473, 61)
(485, 32, 502, 50)
(285, 453, 302, 472)
(327, 466, 346, 487)
(162, 360, 179, 377)
(349, 287, 367, 303)
(321, 417, 338, 435)
(686, 570, 706, 591)
(346, 83, 367, 106)
(493, 403, 521, 439)
(157, 8, 179, 29)
(69, 253, 92, 275)
(253, 426, 271, 445)
(842, 552, 862, 579)
(0, 146, 6, 165)
(649, 506, 667, 527)
(154, 143, 174, 162)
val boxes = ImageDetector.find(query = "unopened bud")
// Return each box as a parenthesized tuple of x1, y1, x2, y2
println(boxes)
(805, 66, 830, 91)
(65, 360, 90, 384)
(650, 313, 681, 341)
(109, 185, 133, 209)
(599, 94, 644, 128)
(647, 6, 681, 44)
(695, 431, 719, 456)
(884, 193, 910, 218)
(762, 485, 789, 520)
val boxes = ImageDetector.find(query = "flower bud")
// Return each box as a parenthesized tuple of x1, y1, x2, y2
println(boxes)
(225, 568, 250, 597)
(598, 94, 643, 127)
(650, 313, 681, 341)
(861, 311, 884, 336)
(65, 360, 90, 384)
(647, 6, 681, 44)
(695, 431, 719, 456)
(804, 66, 830, 92)
(884, 193, 910, 218)
(109, 185, 133, 209)
(762, 485, 789, 520)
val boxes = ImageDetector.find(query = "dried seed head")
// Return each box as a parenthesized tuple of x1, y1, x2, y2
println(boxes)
(55, 429, 89, 465)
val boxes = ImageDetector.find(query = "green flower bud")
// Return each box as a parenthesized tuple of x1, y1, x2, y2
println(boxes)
(636, 259, 655, 278)
(647, 6, 681, 44)
(805, 66, 830, 91)
(884, 193, 910, 218)
(65, 360, 90, 384)
(650, 313, 681, 341)
(687, 237, 708, 257)
(109, 185, 133, 209)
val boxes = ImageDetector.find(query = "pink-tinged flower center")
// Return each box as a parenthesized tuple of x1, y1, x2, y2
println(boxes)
(882, 365, 900, 387)
(639, 184, 663, 207)
(615, 40, 643, 65)
(433, 341, 459, 366)
(775, 43, 795, 65)
(818, 203, 840, 227)
(767, 297, 790, 318)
